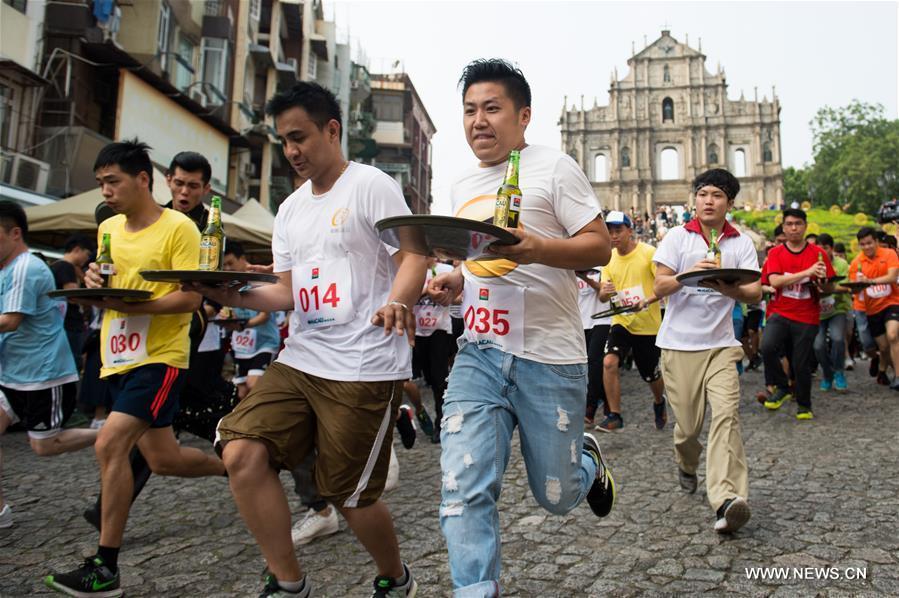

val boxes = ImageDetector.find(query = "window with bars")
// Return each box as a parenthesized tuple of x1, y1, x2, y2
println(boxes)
(158, 2, 172, 57)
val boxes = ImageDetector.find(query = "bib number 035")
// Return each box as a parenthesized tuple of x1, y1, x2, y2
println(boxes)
(464, 305, 510, 336)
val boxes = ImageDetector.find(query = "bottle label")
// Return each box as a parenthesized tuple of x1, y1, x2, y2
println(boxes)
(99, 263, 114, 275)
(510, 195, 522, 212)
(199, 237, 221, 271)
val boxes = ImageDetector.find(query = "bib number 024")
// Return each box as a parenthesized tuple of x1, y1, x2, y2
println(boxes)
(464, 305, 510, 336)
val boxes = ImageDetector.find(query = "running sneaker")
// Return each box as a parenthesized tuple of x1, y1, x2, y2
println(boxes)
(83, 503, 101, 531)
(371, 563, 417, 597)
(595, 413, 623, 432)
(844, 357, 855, 371)
(653, 400, 667, 430)
(714, 497, 751, 533)
(834, 371, 848, 391)
(869, 354, 880, 377)
(259, 573, 311, 597)
(0, 503, 11, 528)
(415, 408, 434, 437)
(582, 433, 616, 517)
(877, 371, 890, 386)
(755, 389, 770, 405)
(763, 388, 791, 410)
(44, 556, 121, 597)
(796, 406, 814, 421)
(291, 507, 339, 546)
(678, 469, 698, 494)
(395, 405, 416, 449)
(820, 378, 832, 391)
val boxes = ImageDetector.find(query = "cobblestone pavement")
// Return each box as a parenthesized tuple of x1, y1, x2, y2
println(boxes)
(2, 364, 898, 597)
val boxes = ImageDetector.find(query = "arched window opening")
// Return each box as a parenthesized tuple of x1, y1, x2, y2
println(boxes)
(660, 147, 678, 180)
(662, 97, 674, 122)
(734, 148, 747, 177)
(707, 143, 719, 165)
(620, 147, 631, 168)
(594, 154, 609, 182)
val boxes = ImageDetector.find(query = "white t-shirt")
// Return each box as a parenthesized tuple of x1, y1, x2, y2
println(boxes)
(577, 270, 611, 328)
(451, 144, 602, 364)
(272, 162, 412, 381)
(653, 225, 759, 351)
(415, 263, 453, 337)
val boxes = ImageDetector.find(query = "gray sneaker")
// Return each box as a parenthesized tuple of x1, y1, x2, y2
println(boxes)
(371, 563, 417, 597)
(678, 469, 698, 494)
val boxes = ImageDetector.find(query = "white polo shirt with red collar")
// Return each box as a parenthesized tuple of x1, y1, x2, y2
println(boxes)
(653, 219, 759, 351)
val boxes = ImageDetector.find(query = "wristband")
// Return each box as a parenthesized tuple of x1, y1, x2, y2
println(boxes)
(388, 300, 409, 311)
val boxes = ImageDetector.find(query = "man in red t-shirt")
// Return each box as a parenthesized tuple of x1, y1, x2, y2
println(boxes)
(760, 209, 835, 420)
(849, 226, 899, 390)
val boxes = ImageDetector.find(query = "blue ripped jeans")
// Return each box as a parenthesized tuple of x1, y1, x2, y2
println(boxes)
(439, 341, 596, 597)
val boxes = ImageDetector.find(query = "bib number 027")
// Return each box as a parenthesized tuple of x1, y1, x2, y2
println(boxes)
(464, 305, 510, 336)
(297, 283, 340, 312)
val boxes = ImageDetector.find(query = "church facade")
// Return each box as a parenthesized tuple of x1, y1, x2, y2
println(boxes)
(559, 31, 784, 212)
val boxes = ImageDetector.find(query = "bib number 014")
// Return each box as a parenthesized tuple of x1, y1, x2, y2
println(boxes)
(297, 283, 341, 312)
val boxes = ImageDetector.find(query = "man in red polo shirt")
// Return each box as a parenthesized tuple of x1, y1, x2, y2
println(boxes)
(849, 226, 899, 390)
(760, 209, 835, 420)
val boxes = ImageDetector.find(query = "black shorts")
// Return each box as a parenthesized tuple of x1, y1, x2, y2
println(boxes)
(234, 352, 275, 384)
(0, 382, 76, 438)
(605, 325, 661, 382)
(108, 363, 186, 428)
(866, 305, 899, 339)
(745, 309, 763, 332)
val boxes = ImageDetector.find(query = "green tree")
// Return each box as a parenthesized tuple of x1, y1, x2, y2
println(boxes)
(783, 166, 810, 206)
(807, 100, 899, 213)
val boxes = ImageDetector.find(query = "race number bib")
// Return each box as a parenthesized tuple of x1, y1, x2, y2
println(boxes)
(413, 300, 445, 337)
(782, 274, 811, 300)
(866, 284, 891, 299)
(104, 315, 150, 367)
(292, 259, 355, 331)
(819, 296, 835, 315)
(461, 284, 525, 354)
(231, 328, 258, 357)
(617, 285, 647, 308)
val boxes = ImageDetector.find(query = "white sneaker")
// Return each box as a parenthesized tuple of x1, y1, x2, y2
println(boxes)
(384, 445, 400, 492)
(714, 496, 751, 533)
(291, 507, 339, 546)
(845, 357, 855, 370)
(0, 504, 12, 528)
(89, 418, 106, 429)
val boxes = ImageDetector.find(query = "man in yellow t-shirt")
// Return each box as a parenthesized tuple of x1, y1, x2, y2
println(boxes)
(45, 140, 225, 598)
(597, 211, 666, 432)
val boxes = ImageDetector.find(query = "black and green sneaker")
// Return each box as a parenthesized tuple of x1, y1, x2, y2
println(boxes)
(258, 572, 311, 597)
(415, 407, 435, 437)
(44, 556, 122, 597)
(371, 563, 418, 597)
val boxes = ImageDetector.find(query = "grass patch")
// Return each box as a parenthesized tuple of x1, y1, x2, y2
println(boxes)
(732, 207, 879, 253)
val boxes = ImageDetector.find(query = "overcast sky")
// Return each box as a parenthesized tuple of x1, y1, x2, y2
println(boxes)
(332, 1, 898, 215)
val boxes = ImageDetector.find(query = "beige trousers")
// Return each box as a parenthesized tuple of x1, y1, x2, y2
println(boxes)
(661, 346, 748, 511)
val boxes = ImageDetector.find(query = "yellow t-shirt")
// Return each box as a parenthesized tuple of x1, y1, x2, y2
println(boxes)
(600, 242, 661, 335)
(99, 209, 200, 377)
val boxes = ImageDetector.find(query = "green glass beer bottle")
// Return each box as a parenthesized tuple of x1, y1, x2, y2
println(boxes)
(706, 228, 722, 267)
(493, 150, 522, 228)
(95, 232, 114, 287)
(198, 196, 225, 271)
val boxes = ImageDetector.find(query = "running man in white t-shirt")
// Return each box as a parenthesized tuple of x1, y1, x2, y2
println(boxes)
(653, 169, 761, 534)
(428, 59, 616, 596)
(190, 83, 426, 597)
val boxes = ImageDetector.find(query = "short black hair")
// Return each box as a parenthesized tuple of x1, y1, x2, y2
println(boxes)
(782, 208, 807, 222)
(64, 234, 94, 253)
(817, 233, 835, 248)
(94, 138, 154, 193)
(0, 200, 27, 237)
(857, 226, 877, 241)
(692, 168, 740, 200)
(884, 235, 898, 249)
(265, 81, 342, 131)
(834, 242, 846, 253)
(168, 151, 211, 185)
(224, 240, 245, 258)
(459, 59, 532, 110)
(805, 233, 818, 241)
(774, 224, 784, 237)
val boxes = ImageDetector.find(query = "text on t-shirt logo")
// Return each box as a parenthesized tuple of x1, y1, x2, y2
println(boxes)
(479, 288, 489, 301)
(311, 268, 319, 280)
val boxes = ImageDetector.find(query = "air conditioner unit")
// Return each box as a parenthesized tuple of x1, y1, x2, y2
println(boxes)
(9, 154, 50, 194)
(190, 89, 207, 107)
